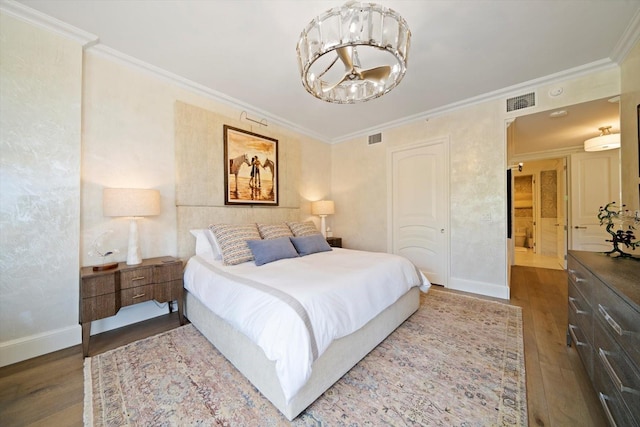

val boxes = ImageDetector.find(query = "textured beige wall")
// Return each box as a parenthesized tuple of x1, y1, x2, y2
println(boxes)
(0, 13, 83, 363)
(332, 69, 620, 297)
(620, 41, 640, 211)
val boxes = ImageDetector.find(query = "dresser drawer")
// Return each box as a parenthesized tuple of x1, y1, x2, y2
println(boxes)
(568, 280, 592, 333)
(594, 315, 640, 424)
(153, 261, 182, 282)
(594, 355, 639, 427)
(121, 285, 154, 306)
(568, 256, 594, 301)
(594, 279, 640, 369)
(120, 267, 153, 289)
(82, 274, 116, 298)
(568, 322, 594, 380)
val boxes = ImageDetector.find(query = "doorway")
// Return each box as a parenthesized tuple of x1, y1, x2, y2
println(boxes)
(389, 138, 449, 285)
(512, 158, 566, 270)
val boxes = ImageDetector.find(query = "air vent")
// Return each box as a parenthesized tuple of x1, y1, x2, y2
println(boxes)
(368, 133, 382, 145)
(506, 92, 535, 112)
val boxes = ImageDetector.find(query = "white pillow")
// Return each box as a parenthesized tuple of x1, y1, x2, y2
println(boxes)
(190, 229, 222, 261)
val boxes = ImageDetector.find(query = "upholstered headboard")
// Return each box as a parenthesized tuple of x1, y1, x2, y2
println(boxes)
(174, 101, 301, 260)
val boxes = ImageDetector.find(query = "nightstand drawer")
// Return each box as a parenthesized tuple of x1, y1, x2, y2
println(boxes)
(154, 280, 182, 302)
(121, 285, 154, 306)
(120, 267, 153, 289)
(82, 295, 117, 321)
(153, 261, 182, 282)
(82, 274, 116, 298)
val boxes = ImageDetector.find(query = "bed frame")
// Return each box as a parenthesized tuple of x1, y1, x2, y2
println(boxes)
(185, 286, 419, 420)
(176, 206, 420, 420)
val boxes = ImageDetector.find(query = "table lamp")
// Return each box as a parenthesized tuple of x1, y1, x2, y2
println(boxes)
(103, 188, 160, 265)
(311, 200, 335, 238)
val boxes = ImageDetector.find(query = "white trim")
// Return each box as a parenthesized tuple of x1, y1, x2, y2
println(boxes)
(447, 277, 510, 300)
(610, 7, 640, 64)
(332, 59, 618, 144)
(0, 0, 98, 47)
(86, 44, 328, 143)
(0, 325, 81, 368)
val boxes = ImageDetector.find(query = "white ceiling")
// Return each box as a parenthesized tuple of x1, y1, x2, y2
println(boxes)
(11, 0, 640, 144)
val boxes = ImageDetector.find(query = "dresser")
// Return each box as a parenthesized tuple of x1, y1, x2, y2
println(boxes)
(80, 256, 184, 356)
(567, 251, 640, 427)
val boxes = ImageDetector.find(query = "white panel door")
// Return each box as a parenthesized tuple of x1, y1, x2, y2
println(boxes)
(390, 141, 448, 285)
(570, 149, 621, 251)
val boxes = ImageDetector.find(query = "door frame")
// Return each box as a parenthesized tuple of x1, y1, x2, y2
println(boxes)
(387, 137, 450, 286)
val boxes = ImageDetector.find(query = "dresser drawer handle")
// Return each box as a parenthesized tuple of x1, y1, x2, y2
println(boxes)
(568, 324, 586, 346)
(132, 293, 146, 299)
(599, 348, 638, 395)
(568, 297, 587, 315)
(598, 304, 623, 336)
(598, 392, 618, 427)
(131, 276, 145, 281)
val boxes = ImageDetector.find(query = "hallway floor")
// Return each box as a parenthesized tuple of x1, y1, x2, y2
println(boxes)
(514, 248, 564, 270)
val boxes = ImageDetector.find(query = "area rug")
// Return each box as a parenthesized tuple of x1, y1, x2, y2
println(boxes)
(84, 289, 527, 426)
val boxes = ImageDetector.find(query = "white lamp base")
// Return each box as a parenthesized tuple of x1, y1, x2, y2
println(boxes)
(126, 218, 142, 265)
(319, 215, 327, 238)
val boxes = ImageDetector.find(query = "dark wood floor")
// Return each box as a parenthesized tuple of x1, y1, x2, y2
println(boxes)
(0, 266, 607, 427)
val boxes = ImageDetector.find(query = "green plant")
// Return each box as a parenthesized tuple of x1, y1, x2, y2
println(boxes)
(597, 202, 640, 258)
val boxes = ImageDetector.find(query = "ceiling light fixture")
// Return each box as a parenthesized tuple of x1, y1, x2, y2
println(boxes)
(584, 126, 620, 152)
(296, 1, 411, 104)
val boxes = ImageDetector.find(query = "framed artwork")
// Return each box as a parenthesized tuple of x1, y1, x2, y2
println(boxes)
(223, 125, 278, 206)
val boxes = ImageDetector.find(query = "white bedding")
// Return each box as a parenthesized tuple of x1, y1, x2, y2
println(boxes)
(183, 248, 430, 403)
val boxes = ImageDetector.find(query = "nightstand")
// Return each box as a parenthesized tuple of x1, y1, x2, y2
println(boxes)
(326, 237, 342, 248)
(80, 256, 184, 356)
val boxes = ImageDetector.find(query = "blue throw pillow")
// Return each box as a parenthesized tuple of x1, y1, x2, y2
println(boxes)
(290, 234, 332, 256)
(246, 237, 299, 266)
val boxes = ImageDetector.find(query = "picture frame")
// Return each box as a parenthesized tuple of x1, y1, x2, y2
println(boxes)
(223, 125, 278, 206)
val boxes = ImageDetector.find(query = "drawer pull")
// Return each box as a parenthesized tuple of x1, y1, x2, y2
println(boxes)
(131, 276, 146, 281)
(132, 293, 146, 299)
(568, 324, 586, 346)
(599, 348, 639, 395)
(568, 297, 587, 315)
(598, 393, 618, 427)
(598, 304, 623, 336)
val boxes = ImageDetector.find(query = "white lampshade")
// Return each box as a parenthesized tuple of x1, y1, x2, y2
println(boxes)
(311, 200, 335, 216)
(103, 188, 160, 265)
(584, 126, 620, 152)
(103, 188, 161, 217)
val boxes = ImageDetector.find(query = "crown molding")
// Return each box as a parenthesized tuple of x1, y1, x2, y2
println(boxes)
(611, 7, 640, 64)
(330, 58, 618, 144)
(87, 44, 329, 143)
(0, 0, 98, 47)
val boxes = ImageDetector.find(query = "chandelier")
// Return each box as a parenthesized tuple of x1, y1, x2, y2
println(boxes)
(296, 1, 411, 104)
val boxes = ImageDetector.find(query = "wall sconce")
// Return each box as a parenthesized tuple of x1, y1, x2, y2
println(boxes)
(103, 188, 160, 265)
(311, 200, 335, 238)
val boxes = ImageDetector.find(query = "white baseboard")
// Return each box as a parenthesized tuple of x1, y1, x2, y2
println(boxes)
(0, 324, 81, 368)
(0, 301, 170, 367)
(447, 277, 510, 300)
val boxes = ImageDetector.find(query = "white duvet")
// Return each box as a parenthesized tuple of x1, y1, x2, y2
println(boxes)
(183, 247, 430, 403)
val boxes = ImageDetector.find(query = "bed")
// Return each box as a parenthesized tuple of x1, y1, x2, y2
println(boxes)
(181, 222, 430, 420)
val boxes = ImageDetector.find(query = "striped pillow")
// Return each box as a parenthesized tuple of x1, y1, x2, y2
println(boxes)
(208, 223, 261, 265)
(287, 221, 320, 237)
(257, 223, 294, 240)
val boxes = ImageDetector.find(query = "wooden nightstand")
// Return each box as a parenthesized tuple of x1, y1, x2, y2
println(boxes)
(80, 256, 184, 356)
(326, 237, 342, 248)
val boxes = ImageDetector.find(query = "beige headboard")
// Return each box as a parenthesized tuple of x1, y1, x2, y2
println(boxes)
(175, 101, 301, 260)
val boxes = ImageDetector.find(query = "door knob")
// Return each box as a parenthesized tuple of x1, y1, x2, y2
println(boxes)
(440, 229, 445, 233)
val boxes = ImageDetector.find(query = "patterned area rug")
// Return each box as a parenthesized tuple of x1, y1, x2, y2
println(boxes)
(84, 289, 527, 426)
